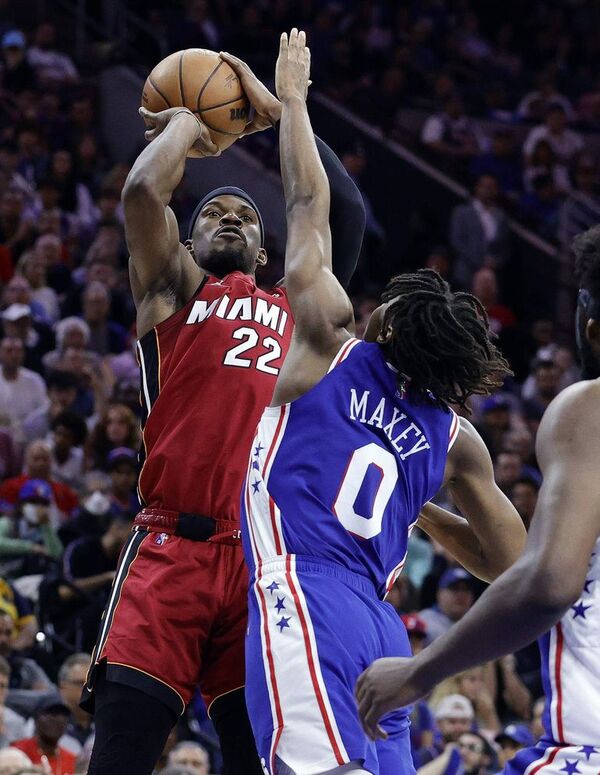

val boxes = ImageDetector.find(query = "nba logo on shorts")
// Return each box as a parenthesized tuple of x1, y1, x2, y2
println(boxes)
(154, 533, 169, 546)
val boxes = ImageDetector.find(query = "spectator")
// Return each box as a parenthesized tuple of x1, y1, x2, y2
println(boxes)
(32, 235, 71, 298)
(416, 694, 475, 769)
(0, 440, 79, 519)
(17, 252, 59, 324)
(454, 732, 494, 775)
(494, 451, 523, 494)
(56, 653, 93, 753)
(81, 281, 127, 356)
(0, 188, 33, 263)
(419, 568, 476, 644)
(450, 175, 511, 289)
(46, 150, 94, 229)
(0, 656, 27, 746)
(421, 94, 485, 165)
(430, 665, 500, 733)
(2, 277, 47, 325)
(61, 515, 131, 650)
(42, 318, 99, 376)
(471, 268, 516, 335)
(521, 359, 561, 416)
(518, 75, 574, 123)
(0, 430, 19, 483)
(48, 411, 87, 492)
(0, 479, 62, 579)
(523, 104, 583, 166)
(523, 140, 569, 196)
(470, 130, 523, 203)
(0, 337, 46, 441)
(510, 477, 539, 528)
(59, 471, 114, 544)
(0, 612, 52, 694)
(518, 173, 561, 241)
(85, 404, 139, 471)
(0, 577, 37, 652)
(473, 396, 512, 458)
(0, 304, 54, 376)
(167, 741, 210, 775)
(13, 694, 77, 775)
(0, 31, 37, 94)
(106, 447, 138, 517)
(26, 22, 78, 86)
(495, 724, 536, 768)
(559, 154, 600, 249)
(22, 370, 79, 443)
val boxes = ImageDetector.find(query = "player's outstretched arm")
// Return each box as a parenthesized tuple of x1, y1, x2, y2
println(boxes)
(355, 380, 600, 740)
(276, 29, 352, 348)
(220, 51, 366, 289)
(123, 108, 218, 328)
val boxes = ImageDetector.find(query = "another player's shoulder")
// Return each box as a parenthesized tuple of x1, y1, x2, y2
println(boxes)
(536, 379, 600, 460)
(446, 416, 493, 479)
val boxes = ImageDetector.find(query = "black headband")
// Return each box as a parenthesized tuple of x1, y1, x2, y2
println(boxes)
(187, 186, 265, 246)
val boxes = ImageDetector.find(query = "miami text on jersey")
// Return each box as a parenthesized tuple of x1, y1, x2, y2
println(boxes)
(185, 295, 289, 336)
(349, 388, 431, 460)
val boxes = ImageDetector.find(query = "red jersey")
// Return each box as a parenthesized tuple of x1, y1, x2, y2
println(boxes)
(136, 271, 293, 521)
(13, 738, 77, 775)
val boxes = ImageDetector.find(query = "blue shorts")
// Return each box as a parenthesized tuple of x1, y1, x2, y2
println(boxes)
(504, 740, 600, 775)
(245, 555, 416, 775)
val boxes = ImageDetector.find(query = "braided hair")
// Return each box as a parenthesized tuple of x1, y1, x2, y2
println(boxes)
(380, 269, 511, 410)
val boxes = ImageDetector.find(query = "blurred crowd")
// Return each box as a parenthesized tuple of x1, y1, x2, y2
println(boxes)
(0, 1, 594, 774)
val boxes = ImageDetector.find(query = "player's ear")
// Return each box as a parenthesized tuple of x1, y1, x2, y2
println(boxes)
(586, 317, 600, 350)
(256, 247, 267, 267)
(184, 239, 195, 257)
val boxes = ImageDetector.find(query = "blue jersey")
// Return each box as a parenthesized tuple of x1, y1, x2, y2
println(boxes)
(242, 338, 459, 599)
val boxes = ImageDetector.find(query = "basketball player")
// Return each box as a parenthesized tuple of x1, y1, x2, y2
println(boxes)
(83, 50, 366, 775)
(242, 30, 526, 775)
(356, 225, 600, 773)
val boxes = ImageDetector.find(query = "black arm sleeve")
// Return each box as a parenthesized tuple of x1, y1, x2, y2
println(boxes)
(314, 135, 366, 289)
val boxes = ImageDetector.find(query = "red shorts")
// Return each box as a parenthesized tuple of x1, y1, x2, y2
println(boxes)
(82, 520, 248, 718)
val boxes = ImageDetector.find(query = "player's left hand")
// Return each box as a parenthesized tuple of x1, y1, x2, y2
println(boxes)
(275, 28, 311, 104)
(219, 51, 281, 134)
(355, 656, 430, 741)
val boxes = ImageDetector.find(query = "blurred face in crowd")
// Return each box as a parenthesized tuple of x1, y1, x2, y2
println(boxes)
(36, 708, 69, 747)
(492, 132, 514, 158)
(17, 128, 41, 157)
(3, 276, 31, 306)
(62, 323, 87, 351)
(48, 381, 77, 412)
(475, 175, 499, 207)
(52, 150, 73, 179)
(0, 614, 14, 657)
(34, 22, 56, 50)
(3, 312, 31, 341)
(83, 284, 110, 325)
(511, 481, 538, 526)
(482, 405, 510, 432)
(534, 364, 560, 399)
(23, 254, 47, 288)
(169, 744, 210, 775)
(38, 183, 60, 210)
(1, 189, 23, 220)
(110, 462, 137, 499)
(456, 667, 485, 703)
(546, 107, 566, 133)
(71, 98, 93, 127)
(59, 661, 88, 710)
(60, 347, 86, 376)
(445, 95, 464, 120)
(0, 338, 24, 374)
(87, 261, 117, 289)
(532, 320, 554, 347)
(53, 423, 75, 456)
(458, 733, 488, 774)
(495, 451, 522, 487)
(25, 441, 52, 479)
(503, 428, 533, 462)
(35, 234, 61, 265)
(38, 209, 62, 236)
(472, 268, 498, 307)
(106, 407, 132, 445)
(438, 581, 474, 621)
(438, 714, 472, 742)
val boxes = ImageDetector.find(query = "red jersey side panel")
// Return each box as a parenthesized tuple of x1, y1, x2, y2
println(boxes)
(136, 271, 292, 521)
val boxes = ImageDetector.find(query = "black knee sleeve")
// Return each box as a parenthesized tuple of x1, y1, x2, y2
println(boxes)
(87, 668, 177, 775)
(211, 688, 263, 775)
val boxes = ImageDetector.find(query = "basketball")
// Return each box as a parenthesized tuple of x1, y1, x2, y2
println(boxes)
(141, 49, 249, 152)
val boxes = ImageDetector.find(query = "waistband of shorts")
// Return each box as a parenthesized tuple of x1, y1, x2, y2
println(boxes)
(258, 554, 378, 598)
(134, 508, 241, 543)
